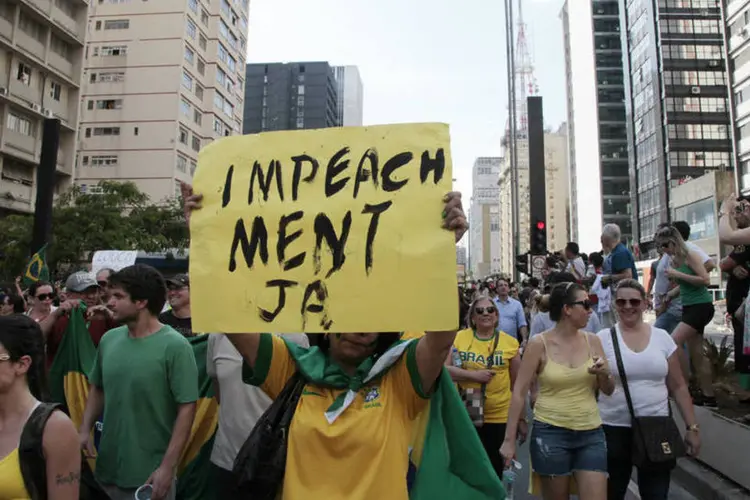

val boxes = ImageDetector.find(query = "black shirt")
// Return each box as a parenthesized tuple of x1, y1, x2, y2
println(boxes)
(725, 244, 750, 314)
(158, 310, 194, 338)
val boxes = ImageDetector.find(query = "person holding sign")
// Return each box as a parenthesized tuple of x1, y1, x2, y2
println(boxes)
(184, 187, 504, 499)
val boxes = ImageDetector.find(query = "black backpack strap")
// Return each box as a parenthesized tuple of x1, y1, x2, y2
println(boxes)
(19, 403, 62, 500)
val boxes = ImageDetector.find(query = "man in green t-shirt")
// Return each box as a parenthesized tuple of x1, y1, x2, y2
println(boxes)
(79, 264, 199, 500)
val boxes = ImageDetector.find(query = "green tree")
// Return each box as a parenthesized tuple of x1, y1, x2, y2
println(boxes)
(0, 181, 189, 280)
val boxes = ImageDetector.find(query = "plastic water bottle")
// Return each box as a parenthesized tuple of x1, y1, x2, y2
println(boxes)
(502, 459, 522, 500)
(451, 347, 462, 368)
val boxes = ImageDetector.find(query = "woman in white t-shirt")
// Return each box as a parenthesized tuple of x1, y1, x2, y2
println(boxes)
(597, 279, 700, 500)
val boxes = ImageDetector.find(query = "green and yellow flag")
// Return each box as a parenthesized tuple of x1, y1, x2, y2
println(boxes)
(23, 244, 50, 285)
(48, 309, 220, 500)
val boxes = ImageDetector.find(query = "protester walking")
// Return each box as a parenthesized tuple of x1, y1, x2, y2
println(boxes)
(598, 280, 700, 500)
(0, 315, 80, 499)
(502, 282, 614, 500)
(654, 225, 716, 407)
(446, 296, 524, 479)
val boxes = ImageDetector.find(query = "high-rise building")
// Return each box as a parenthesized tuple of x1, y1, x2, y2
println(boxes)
(561, 0, 631, 252)
(621, 0, 732, 257)
(76, 0, 249, 202)
(0, 0, 86, 215)
(726, 0, 750, 193)
(499, 129, 570, 274)
(333, 65, 364, 127)
(243, 62, 339, 134)
(468, 157, 501, 278)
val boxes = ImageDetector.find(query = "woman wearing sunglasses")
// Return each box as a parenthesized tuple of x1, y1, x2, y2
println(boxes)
(25, 283, 57, 324)
(597, 279, 699, 500)
(502, 282, 614, 500)
(654, 225, 716, 407)
(446, 296, 523, 479)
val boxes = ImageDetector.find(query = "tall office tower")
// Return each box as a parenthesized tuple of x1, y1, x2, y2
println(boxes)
(76, 0, 249, 202)
(468, 157, 502, 277)
(333, 65, 364, 127)
(621, 0, 732, 257)
(243, 62, 339, 134)
(561, 0, 631, 252)
(499, 129, 570, 273)
(726, 0, 750, 192)
(0, 0, 86, 215)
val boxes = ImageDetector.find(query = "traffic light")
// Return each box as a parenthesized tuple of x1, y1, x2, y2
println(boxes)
(515, 253, 529, 276)
(531, 219, 547, 254)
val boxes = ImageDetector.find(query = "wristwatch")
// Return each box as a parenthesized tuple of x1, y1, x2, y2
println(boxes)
(686, 424, 700, 433)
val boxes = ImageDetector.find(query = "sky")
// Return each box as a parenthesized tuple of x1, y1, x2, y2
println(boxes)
(245, 0, 568, 220)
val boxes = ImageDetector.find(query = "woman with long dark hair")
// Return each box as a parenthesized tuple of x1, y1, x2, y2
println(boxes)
(0, 315, 80, 499)
(25, 283, 56, 324)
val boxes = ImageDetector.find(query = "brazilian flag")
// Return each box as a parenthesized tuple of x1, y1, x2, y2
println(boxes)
(48, 308, 219, 500)
(23, 244, 50, 286)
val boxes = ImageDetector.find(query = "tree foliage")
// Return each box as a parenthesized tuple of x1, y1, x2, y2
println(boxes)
(0, 181, 189, 280)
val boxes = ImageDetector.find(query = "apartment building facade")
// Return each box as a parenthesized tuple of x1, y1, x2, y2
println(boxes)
(76, 0, 248, 203)
(334, 65, 364, 127)
(0, 0, 86, 215)
(727, 0, 750, 193)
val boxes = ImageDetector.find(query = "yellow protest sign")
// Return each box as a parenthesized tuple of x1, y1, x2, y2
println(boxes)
(189, 123, 458, 333)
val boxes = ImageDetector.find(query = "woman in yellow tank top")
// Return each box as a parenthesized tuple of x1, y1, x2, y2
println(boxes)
(0, 315, 80, 500)
(501, 282, 615, 500)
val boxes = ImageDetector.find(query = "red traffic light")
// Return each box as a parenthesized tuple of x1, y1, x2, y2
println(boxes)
(536, 221, 546, 231)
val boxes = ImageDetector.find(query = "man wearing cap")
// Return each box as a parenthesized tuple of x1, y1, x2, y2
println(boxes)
(158, 274, 193, 338)
(40, 271, 115, 369)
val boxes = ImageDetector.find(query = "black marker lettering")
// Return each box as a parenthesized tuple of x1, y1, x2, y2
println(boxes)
(259, 279, 298, 322)
(353, 148, 379, 199)
(222, 165, 234, 207)
(291, 154, 319, 201)
(324, 147, 351, 198)
(313, 212, 352, 278)
(381, 152, 413, 192)
(419, 148, 446, 184)
(277, 210, 306, 271)
(274, 158, 285, 201)
(301, 280, 333, 331)
(248, 160, 278, 204)
(361, 201, 393, 275)
(228, 217, 269, 272)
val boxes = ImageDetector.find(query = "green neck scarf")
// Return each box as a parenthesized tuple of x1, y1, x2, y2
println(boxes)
(284, 338, 415, 423)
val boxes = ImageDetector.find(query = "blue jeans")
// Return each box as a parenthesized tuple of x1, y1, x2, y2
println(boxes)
(654, 310, 680, 334)
(529, 421, 607, 476)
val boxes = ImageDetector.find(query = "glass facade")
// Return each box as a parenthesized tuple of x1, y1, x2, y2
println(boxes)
(595, 0, 632, 241)
(621, 0, 732, 256)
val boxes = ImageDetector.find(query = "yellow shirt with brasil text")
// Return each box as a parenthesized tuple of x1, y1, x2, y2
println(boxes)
(453, 328, 519, 423)
(244, 333, 429, 500)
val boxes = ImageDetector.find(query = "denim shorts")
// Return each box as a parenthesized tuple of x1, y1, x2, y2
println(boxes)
(529, 421, 608, 476)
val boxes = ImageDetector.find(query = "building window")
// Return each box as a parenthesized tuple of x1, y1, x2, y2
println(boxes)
(199, 35, 207, 50)
(193, 109, 202, 125)
(94, 71, 125, 83)
(6, 112, 34, 136)
(49, 81, 61, 101)
(176, 155, 188, 173)
(16, 63, 31, 86)
(190, 160, 197, 175)
(179, 127, 188, 144)
(98, 45, 128, 56)
(181, 98, 191, 117)
(195, 84, 203, 100)
(92, 127, 120, 136)
(19, 11, 45, 42)
(182, 71, 193, 91)
(298, 85, 305, 95)
(213, 118, 224, 134)
(90, 155, 119, 166)
(184, 46, 195, 65)
(217, 43, 236, 71)
(186, 19, 197, 39)
(51, 35, 71, 61)
(93, 99, 123, 110)
(220, 0, 230, 17)
(296, 117, 304, 129)
(192, 136, 201, 152)
(187, 0, 198, 13)
(297, 96, 304, 106)
(200, 9, 209, 25)
(197, 59, 205, 75)
(104, 19, 129, 29)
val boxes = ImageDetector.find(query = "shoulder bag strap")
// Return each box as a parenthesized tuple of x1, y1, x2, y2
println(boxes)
(19, 403, 62, 500)
(480, 330, 501, 399)
(609, 326, 637, 421)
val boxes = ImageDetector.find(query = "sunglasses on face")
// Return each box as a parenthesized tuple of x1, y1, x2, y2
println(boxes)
(615, 298, 643, 308)
(568, 300, 592, 311)
(474, 306, 497, 315)
(35, 293, 54, 301)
